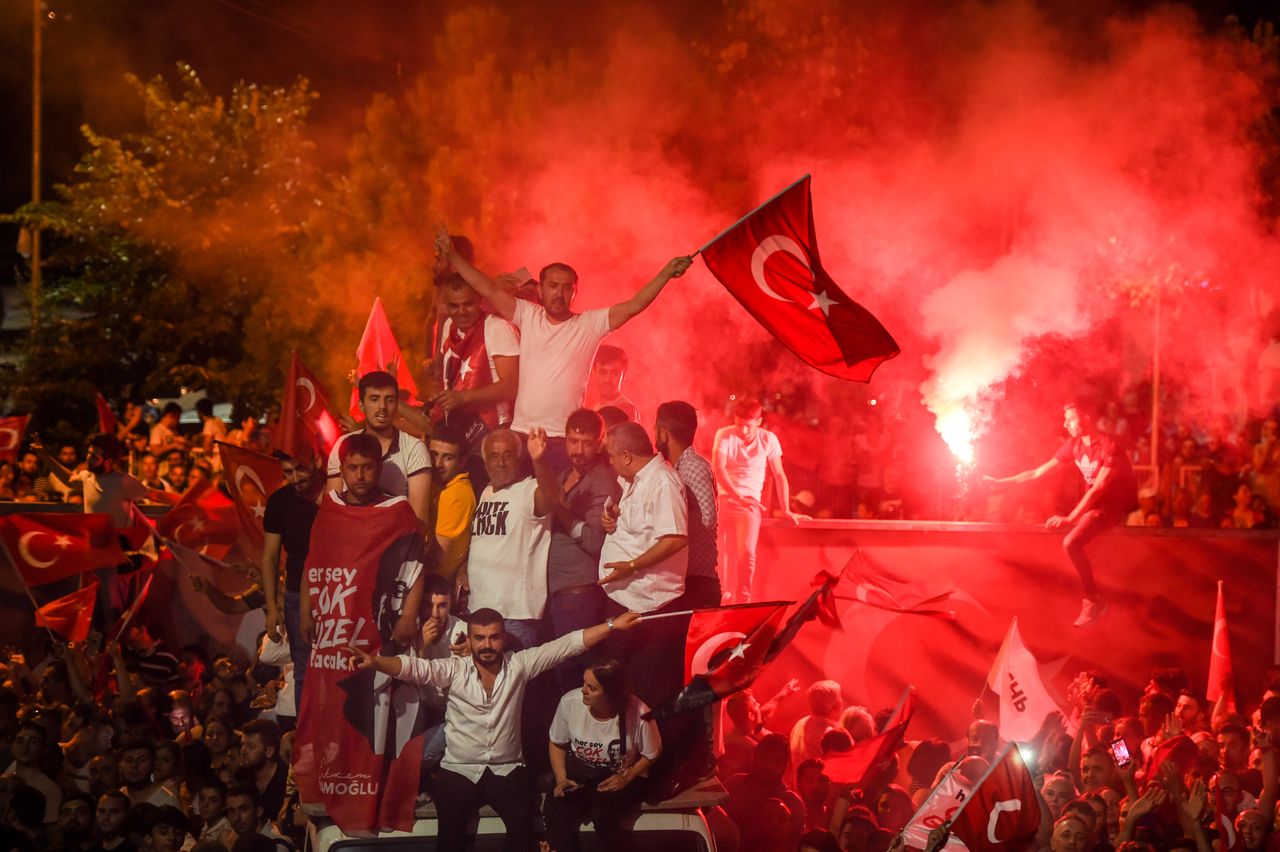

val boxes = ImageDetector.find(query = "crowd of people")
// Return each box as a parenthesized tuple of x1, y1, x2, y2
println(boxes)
(0, 227, 1274, 852)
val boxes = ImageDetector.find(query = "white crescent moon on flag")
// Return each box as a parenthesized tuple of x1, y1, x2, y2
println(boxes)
(234, 466, 267, 499)
(297, 378, 317, 411)
(18, 531, 56, 569)
(751, 235, 812, 305)
(0, 429, 19, 451)
(691, 631, 747, 676)
(1212, 620, 1230, 658)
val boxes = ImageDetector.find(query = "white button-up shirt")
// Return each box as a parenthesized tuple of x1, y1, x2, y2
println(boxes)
(394, 629, 587, 781)
(599, 454, 688, 612)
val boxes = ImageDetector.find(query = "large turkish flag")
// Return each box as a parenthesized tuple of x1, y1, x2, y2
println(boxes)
(950, 745, 1042, 852)
(280, 351, 341, 462)
(0, 512, 124, 586)
(700, 175, 899, 382)
(215, 442, 285, 558)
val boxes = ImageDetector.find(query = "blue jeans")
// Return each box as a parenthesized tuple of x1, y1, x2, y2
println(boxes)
(422, 721, 446, 769)
(547, 587, 607, 692)
(284, 590, 309, 710)
(504, 618, 542, 651)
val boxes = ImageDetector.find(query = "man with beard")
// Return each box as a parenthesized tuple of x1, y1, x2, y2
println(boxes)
(236, 720, 287, 825)
(224, 786, 291, 852)
(427, 423, 476, 595)
(436, 224, 691, 472)
(348, 607, 641, 851)
(325, 371, 431, 529)
(92, 791, 133, 852)
(430, 274, 520, 433)
(541, 409, 620, 690)
(985, 401, 1138, 627)
(656, 400, 721, 607)
(262, 450, 322, 707)
(58, 792, 97, 851)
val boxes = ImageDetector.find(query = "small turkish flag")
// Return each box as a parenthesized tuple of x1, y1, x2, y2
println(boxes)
(950, 745, 1042, 852)
(0, 513, 124, 586)
(1207, 580, 1236, 712)
(682, 602, 791, 683)
(36, 581, 100, 643)
(0, 415, 30, 462)
(156, 479, 239, 551)
(216, 442, 284, 558)
(350, 298, 420, 418)
(94, 394, 117, 436)
(700, 175, 899, 382)
(281, 351, 341, 462)
(823, 716, 912, 788)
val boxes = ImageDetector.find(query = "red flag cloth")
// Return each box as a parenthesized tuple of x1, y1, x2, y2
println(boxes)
(1207, 580, 1236, 712)
(281, 352, 341, 462)
(0, 513, 124, 586)
(95, 394, 117, 436)
(36, 581, 100, 643)
(703, 603, 789, 698)
(682, 602, 791, 683)
(349, 298, 420, 418)
(0, 415, 30, 462)
(293, 492, 427, 834)
(950, 746, 1042, 852)
(700, 176, 899, 382)
(216, 443, 285, 558)
(110, 571, 155, 640)
(823, 699, 915, 788)
(156, 480, 239, 551)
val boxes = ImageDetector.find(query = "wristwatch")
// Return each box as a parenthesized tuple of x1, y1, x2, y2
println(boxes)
(607, 617, 616, 631)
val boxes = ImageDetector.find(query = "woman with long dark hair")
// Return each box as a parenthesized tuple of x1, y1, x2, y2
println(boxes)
(544, 658, 661, 851)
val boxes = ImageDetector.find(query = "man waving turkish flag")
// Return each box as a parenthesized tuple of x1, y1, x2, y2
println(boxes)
(700, 175, 899, 382)
(949, 744, 1042, 852)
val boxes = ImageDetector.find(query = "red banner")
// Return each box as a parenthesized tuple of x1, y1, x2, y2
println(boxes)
(0, 512, 124, 586)
(293, 493, 426, 834)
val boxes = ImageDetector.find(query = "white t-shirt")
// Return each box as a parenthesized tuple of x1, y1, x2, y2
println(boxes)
(549, 692, 661, 774)
(713, 426, 783, 502)
(73, 469, 150, 530)
(510, 299, 612, 437)
(599, 455, 688, 612)
(468, 477, 552, 620)
(326, 429, 430, 497)
(441, 315, 520, 426)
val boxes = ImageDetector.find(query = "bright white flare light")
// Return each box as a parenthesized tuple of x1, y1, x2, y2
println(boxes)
(935, 404, 976, 466)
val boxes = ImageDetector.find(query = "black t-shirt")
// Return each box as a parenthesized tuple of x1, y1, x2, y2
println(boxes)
(237, 760, 288, 822)
(263, 486, 319, 593)
(1054, 433, 1138, 515)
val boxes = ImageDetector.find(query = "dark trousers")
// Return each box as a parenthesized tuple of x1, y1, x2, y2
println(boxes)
(283, 589, 308, 709)
(1063, 508, 1121, 598)
(681, 575, 723, 610)
(548, 586, 609, 692)
(434, 766, 537, 852)
(543, 780, 646, 852)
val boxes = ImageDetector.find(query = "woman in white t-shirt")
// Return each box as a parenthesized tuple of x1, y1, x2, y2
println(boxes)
(545, 658, 661, 851)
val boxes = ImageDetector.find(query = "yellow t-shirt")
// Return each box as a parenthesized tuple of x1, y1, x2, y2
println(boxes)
(435, 472, 476, 581)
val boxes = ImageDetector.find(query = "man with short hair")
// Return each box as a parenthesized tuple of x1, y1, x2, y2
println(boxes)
(93, 791, 132, 852)
(713, 397, 802, 603)
(462, 429, 555, 649)
(60, 792, 97, 851)
(17, 451, 51, 501)
(326, 370, 431, 526)
(224, 785, 291, 852)
(149, 403, 187, 455)
(430, 274, 520, 431)
(656, 400, 721, 607)
(117, 739, 178, 808)
(437, 225, 691, 471)
(193, 780, 232, 847)
(542, 409, 619, 689)
(985, 402, 1138, 627)
(417, 573, 466, 769)
(790, 681, 843, 772)
(236, 720, 287, 822)
(347, 606, 641, 851)
(136, 454, 165, 491)
(161, 460, 188, 494)
(3, 721, 62, 822)
(1077, 745, 1115, 793)
(584, 344, 637, 421)
(428, 424, 476, 593)
(195, 398, 227, 459)
(262, 450, 321, 707)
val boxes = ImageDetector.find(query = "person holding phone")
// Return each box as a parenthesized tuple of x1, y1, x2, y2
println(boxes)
(417, 573, 468, 770)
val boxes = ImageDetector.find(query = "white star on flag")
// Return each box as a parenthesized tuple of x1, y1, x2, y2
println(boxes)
(458, 358, 475, 380)
(53, 535, 73, 549)
(808, 289, 837, 316)
(728, 642, 750, 661)
(252, 503, 266, 519)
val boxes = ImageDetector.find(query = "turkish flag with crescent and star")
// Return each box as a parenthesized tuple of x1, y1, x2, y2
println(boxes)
(682, 601, 792, 683)
(349, 297, 421, 418)
(1207, 580, 1236, 712)
(36, 581, 100, 643)
(950, 744, 1042, 852)
(215, 442, 285, 559)
(281, 351, 341, 462)
(0, 512, 124, 586)
(0, 415, 30, 463)
(700, 175, 899, 382)
(156, 479, 239, 554)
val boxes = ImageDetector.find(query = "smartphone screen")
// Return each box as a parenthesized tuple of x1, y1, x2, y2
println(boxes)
(1108, 736, 1131, 767)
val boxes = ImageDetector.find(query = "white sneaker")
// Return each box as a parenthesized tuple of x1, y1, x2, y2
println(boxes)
(1073, 598, 1107, 627)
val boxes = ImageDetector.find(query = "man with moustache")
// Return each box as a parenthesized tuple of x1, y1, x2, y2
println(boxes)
(427, 423, 476, 595)
(435, 224, 692, 472)
(347, 607, 642, 851)
(985, 401, 1137, 627)
(430, 274, 520, 432)
(262, 450, 322, 708)
(326, 370, 431, 527)
(540, 409, 620, 688)
(460, 429, 555, 649)
(656, 400, 721, 607)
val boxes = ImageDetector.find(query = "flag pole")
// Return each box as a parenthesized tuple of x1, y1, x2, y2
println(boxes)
(635, 600, 794, 622)
(693, 174, 811, 257)
(881, 685, 914, 732)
